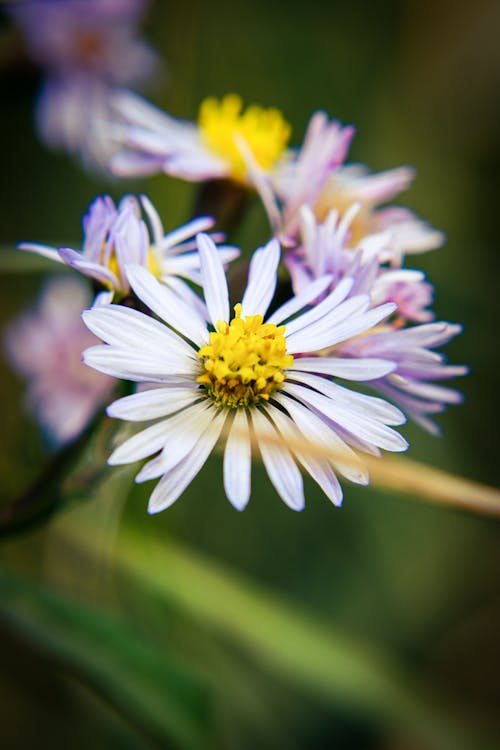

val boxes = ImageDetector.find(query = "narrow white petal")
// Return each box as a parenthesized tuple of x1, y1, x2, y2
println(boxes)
(159, 216, 215, 251)
(266, 274, 333, 325)
(273, 392, 369, 484)
(241, 239, 280, 317)
(126, 264, 208, 344)
(223, 410, 252, 510)
(283, 278, 355, 337)
(19, 242, 64, 263)
(284, 382, 408, 453)
(147, 412, 226, 513)
(83, 345, 194, 381)
(266, 405, 343, 506)
(82, 305, 195, 359)
(286, 301, 396, 354)
(107, 386, 199, 421)
(289, 357, 395, 381)
(108, 420, 174, 465)
(139, 194, 164, 245)
(196, 233, 229, 325)
(288, 371, 406, 425)
(251, 409, 305, 511)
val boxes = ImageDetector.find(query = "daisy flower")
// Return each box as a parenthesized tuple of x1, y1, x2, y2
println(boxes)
(4, 276, 114, 446)
(264, 115, 443, 256)
(287, 207, 466, 434)
(109, 91, 292, 185)
(20, 194, 238, 303)
(82, 234, 408, 513)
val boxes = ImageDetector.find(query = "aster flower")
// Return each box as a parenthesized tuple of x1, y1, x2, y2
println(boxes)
(4, 276, 114, 446)
(9, 0, 158, 168)
(264, 114, 443, 256)
(287, 207, 466, 434)
(109, 91, 292, 185)
(82, 234, 408, 513)
(20, 194, 238, 303)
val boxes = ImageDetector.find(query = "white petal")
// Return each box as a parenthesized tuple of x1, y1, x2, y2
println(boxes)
(273, 392, 369, 484)
(223, 410, 252, 510)
(140, 194, 164, 245)
(241, 239, 280, 317)
(286, 301, 396, 354)
(251, 409, 305, 511)
(266, 274, 334, 325)
(135, 401, 216, 481)
(19, 242, 63, 263)
(108, 420, 175, 465)
(289, 357, 395, 381)
(82, 305, 195, 360)
(196, 233, 229, 325)
(284, 382, 408, 453)
(147, 412, 226, 513)
(107, 386, 199, 421)
(288, 371, 406, 425)
(83, 345, 194, 381)
(126, 264, 208, 344)
(283, 278, 355, 337)
(266, 405, 343, 506)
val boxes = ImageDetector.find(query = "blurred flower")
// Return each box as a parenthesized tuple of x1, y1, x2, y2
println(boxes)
(9, 0, 158, 168)
(82, 234, 407, 513)
(260, 113, 444, 256)
(4, 276, 114, 446)
(288, 207, 466, 433)
(109, 92, 291, 184)
(20, 194, 238, 302)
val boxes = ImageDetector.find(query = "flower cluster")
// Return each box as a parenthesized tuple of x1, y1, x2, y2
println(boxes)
(5, 3, 467, 513)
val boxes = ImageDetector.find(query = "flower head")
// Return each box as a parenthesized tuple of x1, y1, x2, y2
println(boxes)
(289, 207, 466, 433)
(20, 194, 238, 302)
(264, 113, 444, 257)
(4, 276, 114, 446)
(82, 235, 408, 512)
(110, 91, 291, 185)
(9, 0, 158, 169)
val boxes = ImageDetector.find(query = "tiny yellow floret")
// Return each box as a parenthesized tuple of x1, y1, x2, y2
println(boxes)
(197, 303, 294, 408)
(198, 94, 291, 182)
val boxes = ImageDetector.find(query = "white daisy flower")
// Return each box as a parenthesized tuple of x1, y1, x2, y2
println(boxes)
(20, 194, 238, 303)
(82, 235, 408, 513)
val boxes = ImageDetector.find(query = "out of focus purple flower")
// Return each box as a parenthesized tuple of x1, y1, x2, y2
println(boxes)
(287, 207, 466, 434)
(261, 117, 444, 257)
(20, 194, 238, 302)
(9, 0, 158, 168)
(4, 276, 114, 445)
(10, 0, 156, 84)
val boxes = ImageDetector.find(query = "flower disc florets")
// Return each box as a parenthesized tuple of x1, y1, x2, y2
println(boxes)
(198, 94, 291, 181)
(197, 303, 294, 408)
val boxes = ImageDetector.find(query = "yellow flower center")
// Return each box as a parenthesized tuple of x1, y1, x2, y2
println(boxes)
(104, 248, 160, 292)
(198, 94, 291, 182)
(197, 303, 294, 408)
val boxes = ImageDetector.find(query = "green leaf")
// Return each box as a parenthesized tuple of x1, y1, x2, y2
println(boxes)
(63, 519, 496, 750)
(0, 568, 214, 750)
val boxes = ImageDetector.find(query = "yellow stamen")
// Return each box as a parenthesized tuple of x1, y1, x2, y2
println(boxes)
(198, 94, 291, 182)
(197, 303, 294, 408)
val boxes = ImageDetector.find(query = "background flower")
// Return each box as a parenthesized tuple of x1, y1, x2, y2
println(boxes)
(4, 275, 114, 445)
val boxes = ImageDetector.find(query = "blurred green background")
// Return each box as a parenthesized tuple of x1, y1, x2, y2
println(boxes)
(0, 1, 499, 748)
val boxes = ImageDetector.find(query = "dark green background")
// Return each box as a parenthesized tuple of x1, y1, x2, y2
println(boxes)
(0, 1, 499, 748)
